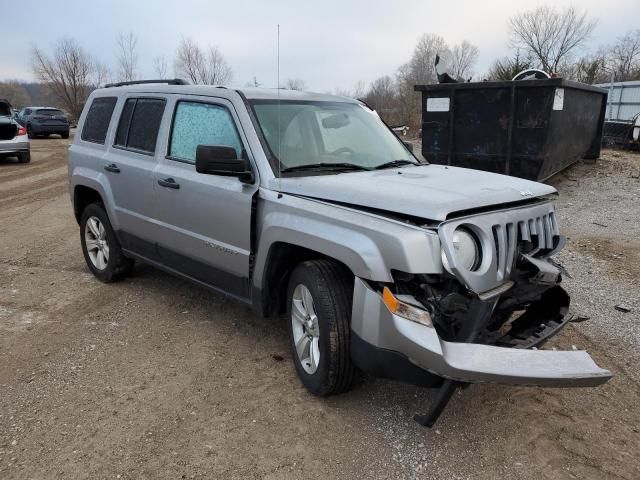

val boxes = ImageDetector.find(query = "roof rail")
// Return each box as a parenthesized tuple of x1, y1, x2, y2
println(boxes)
(104, 78, 190, 88)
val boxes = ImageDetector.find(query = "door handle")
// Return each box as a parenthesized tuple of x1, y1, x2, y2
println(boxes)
(158, 177, 180, 189)
(104, 163, 120, 173)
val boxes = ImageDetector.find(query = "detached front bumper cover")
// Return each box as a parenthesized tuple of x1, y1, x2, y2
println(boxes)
(351, 277, 612, 388)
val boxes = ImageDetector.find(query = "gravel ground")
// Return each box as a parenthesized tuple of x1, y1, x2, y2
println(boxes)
(0, 139, 639, 479)
(549, 151, 640, 384)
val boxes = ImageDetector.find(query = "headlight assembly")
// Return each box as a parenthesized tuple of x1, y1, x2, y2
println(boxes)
(441, 227, 481, 273)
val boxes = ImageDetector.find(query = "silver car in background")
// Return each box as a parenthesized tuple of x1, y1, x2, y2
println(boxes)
(0, 99, 30, 163)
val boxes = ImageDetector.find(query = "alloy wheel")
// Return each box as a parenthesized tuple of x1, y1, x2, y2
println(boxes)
(84, 216, 109, 270)
(291, 284, 321, 374)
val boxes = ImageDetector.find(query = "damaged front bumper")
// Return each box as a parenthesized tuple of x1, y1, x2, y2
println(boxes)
(350, 277, 612, 388)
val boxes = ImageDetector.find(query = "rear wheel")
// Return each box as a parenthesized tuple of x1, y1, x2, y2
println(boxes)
(286, 259, 357, 396)
(80, 203, 134, 282)
(61, 131, 69, 139)
(18, 152, 30, 163)
(26, 125, 34, 139)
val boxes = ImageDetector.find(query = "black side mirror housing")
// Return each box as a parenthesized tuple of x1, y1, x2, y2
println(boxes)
(195, 145, 254, 184)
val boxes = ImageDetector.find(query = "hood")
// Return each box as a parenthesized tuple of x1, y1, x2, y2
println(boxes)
(269, 164, 557, 221)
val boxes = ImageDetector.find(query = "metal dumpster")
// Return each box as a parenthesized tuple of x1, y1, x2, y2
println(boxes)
(415, 79, 608, 181)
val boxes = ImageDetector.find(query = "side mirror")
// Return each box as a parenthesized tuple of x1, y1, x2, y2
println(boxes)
(195, 145, 254, 184)
(402, 141, 414, 153)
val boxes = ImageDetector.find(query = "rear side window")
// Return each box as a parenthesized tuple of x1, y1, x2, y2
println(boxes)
(37, 108, 64, 116)
(114, 98, 166, 154)
(168, 101, 243, 163)
(81, 97, 117, 144)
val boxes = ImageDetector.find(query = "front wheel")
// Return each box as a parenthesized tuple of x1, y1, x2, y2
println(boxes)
(80, 203, 134, 282)
(286, 260, 357, 396)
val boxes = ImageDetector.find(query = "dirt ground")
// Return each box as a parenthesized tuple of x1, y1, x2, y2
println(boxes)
(1, 138, 639, 480)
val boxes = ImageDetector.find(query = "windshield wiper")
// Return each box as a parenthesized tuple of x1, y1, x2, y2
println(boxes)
(281, 162, 372, 174)
(374, 159, 419, 170)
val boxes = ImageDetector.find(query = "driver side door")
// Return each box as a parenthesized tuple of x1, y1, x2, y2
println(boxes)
(152, 96, 258, 300)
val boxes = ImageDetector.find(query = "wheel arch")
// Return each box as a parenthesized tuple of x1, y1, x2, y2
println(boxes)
(73, 185, 104, 224)
(70, 170, 119, 230)
(252, 241, 354, 318)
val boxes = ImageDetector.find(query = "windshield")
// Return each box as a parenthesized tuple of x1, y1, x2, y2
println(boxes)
(251, 100, 416, 176)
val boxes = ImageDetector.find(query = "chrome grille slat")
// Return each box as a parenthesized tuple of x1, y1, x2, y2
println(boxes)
(519, 220, 530, 241)
(492, 211, 558, 283)
(544, 214, 554, 248)
(528, 218, 537, 236)
(505, 222, 517, 277)
(439, 201, 561, 296)
(537, 217, 546, 249)
(494, 225, 507, 280)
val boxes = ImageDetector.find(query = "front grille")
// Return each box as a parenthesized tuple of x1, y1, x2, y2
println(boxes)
(438, 201, 562, 296)
(491, 211, 559, 281)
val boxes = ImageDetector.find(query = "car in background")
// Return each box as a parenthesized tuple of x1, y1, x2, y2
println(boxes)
(0, 98, 30, 163)
(16, 106, 70, 139)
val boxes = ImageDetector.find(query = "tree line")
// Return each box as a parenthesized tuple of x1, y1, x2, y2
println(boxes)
(360, 6, 640, 128)
(1, 5, 638, 127)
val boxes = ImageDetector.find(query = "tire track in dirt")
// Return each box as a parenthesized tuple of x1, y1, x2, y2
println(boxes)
(0, 181, 68, 210)
(0, 155, 64, 183)
(0, 167, 68, 196)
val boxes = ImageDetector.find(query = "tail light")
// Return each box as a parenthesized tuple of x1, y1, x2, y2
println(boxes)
(16, 125, 27, 137)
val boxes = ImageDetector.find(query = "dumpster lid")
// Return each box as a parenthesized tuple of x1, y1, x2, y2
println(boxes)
(414, 78, 607, 94)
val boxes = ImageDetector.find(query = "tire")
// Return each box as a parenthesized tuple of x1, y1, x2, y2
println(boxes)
(80, 203, 134, 282)
(26, 125, 34, 139)
(61, 131, 69, 139)
(18, 152, 30, 163)
(286, 259, 357, 396)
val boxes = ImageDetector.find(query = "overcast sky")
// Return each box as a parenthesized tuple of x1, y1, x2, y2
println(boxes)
(1, 0, 639, 91)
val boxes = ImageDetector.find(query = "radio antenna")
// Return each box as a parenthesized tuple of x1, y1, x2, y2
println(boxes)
(277, 24, 281, 188)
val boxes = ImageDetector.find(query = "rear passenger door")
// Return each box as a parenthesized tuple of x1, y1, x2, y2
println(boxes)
(104, 96, 167, 256)
(152, 97, 258, 299)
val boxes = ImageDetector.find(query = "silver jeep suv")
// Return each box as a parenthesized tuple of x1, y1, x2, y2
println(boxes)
(68, 79, 611, 426)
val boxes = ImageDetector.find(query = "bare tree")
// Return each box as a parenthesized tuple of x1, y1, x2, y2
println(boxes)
(608, 30, 640, 81)
(352, 80, 367, 99)
(450, 40, 479, 80)
(116, 31, 138, 82)
(174, 38, 201, 84)
(204, 46, 232, 84)
(283, 78, 306, 90)
(174, 37, 232, 85)
(0, 81, 32, 109)
(364, 76, 401, 124)
(574, 52, 608, 84)
(31, 38, 95, 120)
(409, 33, 450, 84)
(332, 81, 367, 99)
(395, 62, 418, 125)
(93, 61, 112, 88)
(153, 56, 168, 78)
(509, 6, 597, 73)
(388, 34, 449, 128)
(485, 50, 535, 81)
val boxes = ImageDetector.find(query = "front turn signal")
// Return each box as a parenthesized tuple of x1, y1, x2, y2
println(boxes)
(382, 287, 433, 327)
